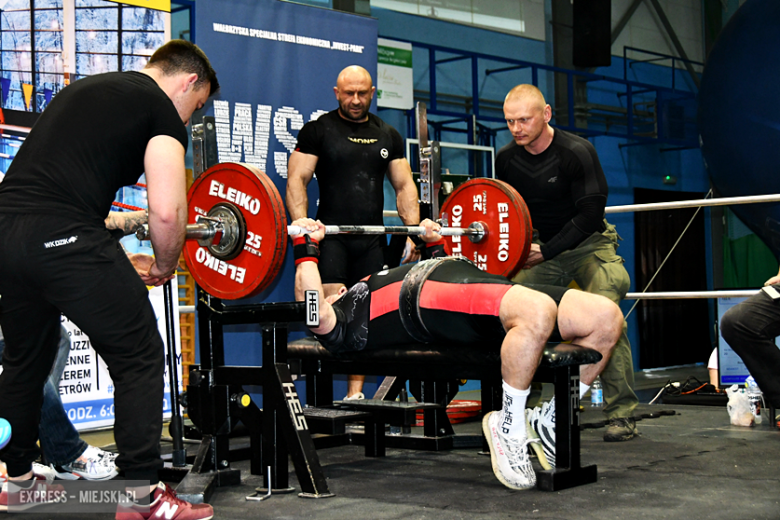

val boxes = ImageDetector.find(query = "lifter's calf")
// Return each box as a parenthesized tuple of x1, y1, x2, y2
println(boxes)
(556, 290, 622, 386)
(498, 286, 557, 389)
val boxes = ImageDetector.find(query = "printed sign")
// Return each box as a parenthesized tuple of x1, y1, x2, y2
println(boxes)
(377, 38, 413, 110)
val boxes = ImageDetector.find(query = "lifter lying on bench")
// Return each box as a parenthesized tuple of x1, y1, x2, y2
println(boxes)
(290, 217, 623, 491)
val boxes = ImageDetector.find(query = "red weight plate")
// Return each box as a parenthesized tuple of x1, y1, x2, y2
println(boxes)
(415, 400, 482, 426)
(439, 178, 532, 278)
(184, 162, 287, 300)
(505, 187, 533, 278)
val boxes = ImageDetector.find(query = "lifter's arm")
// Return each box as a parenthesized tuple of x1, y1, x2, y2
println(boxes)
(291, 218, 338, 335)
(143, 135, 188, 285)
(286, 152, 319, 220)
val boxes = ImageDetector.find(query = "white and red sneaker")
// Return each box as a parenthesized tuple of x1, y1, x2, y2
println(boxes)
(0, 470, 65, 512)
(115, 482, 213, 520)
(482, 411, 537, 490)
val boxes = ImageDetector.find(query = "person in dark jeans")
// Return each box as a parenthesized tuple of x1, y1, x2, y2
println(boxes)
(0, 324, 117, 480)
(720, 267, 780, 417)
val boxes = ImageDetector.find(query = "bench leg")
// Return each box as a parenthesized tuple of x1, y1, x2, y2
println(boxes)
(363, 418, 386, 457)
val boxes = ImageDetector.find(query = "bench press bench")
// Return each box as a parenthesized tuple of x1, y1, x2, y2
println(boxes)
(288, 337, 602, 491)
(176, 294, 603, 501)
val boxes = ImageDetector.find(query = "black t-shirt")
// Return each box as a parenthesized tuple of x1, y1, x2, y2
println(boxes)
(496, 128, 608, 259)
(294, 110, 404, 226)
(0, 71, 188, 225)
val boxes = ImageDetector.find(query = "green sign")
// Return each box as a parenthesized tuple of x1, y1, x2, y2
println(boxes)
(378, 46, 412, 68)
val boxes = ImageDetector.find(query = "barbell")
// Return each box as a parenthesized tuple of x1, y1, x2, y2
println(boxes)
(137, 162, 533, 300)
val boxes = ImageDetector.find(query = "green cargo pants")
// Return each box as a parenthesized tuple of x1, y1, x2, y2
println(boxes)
(512, 221, 638, 419)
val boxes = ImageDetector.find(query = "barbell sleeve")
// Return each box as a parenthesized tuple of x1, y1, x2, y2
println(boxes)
(135, 223, 216, 241)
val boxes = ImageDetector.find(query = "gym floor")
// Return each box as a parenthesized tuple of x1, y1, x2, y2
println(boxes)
(16, 365, 780, 520)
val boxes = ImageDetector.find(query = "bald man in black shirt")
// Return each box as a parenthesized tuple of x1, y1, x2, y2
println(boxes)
(286, 65, 419, 400)
(496, 84, 638, 443)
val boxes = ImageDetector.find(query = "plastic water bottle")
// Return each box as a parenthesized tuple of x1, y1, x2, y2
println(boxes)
(389, 393, 402, 435)
(745, 376, 763, 425)
(590, 377, 603, 408)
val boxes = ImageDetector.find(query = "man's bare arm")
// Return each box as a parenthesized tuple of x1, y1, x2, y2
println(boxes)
(765, 266, 780, 286)
(386, 158, 420, 225)
(144, 134, 188, 281)
(105, 210, 147, 236)
(286, 151, 319, 220)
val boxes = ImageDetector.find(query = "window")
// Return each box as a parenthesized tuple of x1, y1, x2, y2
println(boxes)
(369, 0, 544, 40)
(0, 0, 167, 176)
(0, 0, 167, 112)
(75, 0, 165, 79)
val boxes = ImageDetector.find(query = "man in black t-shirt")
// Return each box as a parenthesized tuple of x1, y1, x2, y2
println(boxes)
(290, 217, 623, 490)
(0, 40, 218, 518)
(496, 84, 639, 443)
(287, 65, 419, 399)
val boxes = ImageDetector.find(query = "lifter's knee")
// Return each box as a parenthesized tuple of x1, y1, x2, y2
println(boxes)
(588, 294, 623, 340)
(500, 286, 557, 342)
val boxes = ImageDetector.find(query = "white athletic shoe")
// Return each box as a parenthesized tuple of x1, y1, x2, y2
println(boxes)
(0, 462, 55, 484)
(52, 445, 118, 481)
(342, 392, 365, 401)
(482, 411, 536, 490)
(527, 396, 556, 469)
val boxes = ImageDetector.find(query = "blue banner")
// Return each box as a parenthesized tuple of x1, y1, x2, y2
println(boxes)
(196, 0, 378, 304)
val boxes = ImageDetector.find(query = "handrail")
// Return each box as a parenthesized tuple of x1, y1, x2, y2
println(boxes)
(392, 39, 699, 149)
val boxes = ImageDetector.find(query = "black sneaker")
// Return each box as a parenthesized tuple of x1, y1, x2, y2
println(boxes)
(603, 417, 637, 442)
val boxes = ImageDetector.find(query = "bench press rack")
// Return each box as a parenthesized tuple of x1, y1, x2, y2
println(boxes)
(170, 288, 334, 502)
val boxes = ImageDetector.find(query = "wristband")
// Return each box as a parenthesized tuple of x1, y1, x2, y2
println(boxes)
(423, 238, 448, 259)
(425, 237, 446, 248)
(293, 235, 320, 265)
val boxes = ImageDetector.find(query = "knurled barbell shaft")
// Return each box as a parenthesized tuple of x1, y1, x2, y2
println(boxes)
(287, 224, 482, 237)
(137, 222, 484, 241)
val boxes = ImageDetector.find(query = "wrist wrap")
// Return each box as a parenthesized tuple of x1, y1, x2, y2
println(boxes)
(293, 235, 320, 265)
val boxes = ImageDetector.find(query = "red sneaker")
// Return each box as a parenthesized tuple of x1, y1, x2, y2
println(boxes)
(0, 473, 66, 512)
(115, 482, 213, 520)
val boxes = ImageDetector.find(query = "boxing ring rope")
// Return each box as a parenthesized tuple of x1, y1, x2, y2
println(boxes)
(625, 290, 759, 299)
(605, 193, 780, 213)
(383, 192, 780, 219)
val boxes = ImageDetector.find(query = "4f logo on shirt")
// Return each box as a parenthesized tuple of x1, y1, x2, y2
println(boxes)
(380, 148, 389, 159)
(548, 176, 558, 183)
(44, 236, 78, 248)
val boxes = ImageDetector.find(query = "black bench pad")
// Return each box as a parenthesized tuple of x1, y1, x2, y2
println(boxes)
(288, 337, 602, 372)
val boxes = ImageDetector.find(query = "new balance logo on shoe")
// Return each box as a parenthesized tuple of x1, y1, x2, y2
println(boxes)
(155, 501, 179, 519)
